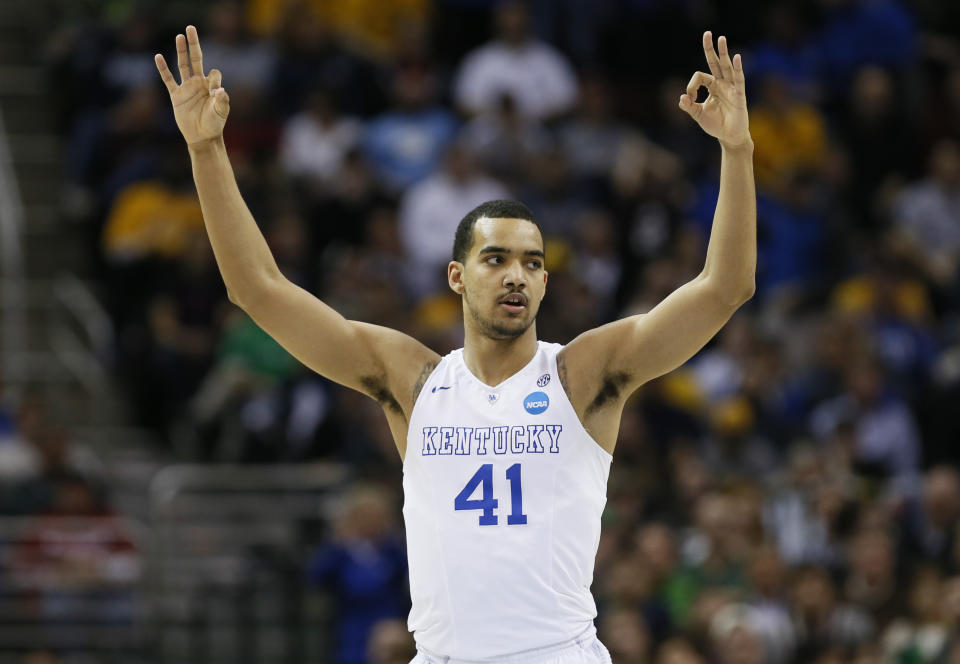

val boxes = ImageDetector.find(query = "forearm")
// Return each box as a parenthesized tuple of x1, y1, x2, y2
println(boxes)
(187, 137, 282, 304)
(701, 139, 757, 303)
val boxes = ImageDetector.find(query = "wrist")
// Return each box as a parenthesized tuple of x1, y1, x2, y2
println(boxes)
(187, 135, 225, 155)
(720, 136, 754, 154)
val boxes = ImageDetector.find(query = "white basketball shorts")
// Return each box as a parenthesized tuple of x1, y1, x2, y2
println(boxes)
(409, 626, 613, 664)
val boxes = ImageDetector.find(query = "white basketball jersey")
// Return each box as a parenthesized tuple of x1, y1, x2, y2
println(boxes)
(402, 341, 613, 658)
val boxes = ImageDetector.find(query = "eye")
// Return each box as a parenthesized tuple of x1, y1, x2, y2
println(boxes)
(485, 255, 504, 265)
(527, 260, 542, 270)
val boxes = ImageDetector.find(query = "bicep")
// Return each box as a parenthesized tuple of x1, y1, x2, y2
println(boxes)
(241, 278, 439, 411)
(621, 277, 742, 383)
(567, 276, 744, 395)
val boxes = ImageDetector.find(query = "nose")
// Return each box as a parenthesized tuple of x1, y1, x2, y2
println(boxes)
(503, 259, 526, 289)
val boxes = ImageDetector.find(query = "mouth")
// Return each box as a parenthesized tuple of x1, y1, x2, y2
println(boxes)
(498, 293, 527, 314)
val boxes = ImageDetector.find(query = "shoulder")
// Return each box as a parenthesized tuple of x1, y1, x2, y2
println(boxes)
(558, 323, 636, 415)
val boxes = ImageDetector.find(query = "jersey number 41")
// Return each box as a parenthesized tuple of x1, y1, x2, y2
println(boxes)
(454, 463, 527, 526)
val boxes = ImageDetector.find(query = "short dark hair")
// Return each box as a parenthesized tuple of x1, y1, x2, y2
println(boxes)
(452, 200, 537, 263)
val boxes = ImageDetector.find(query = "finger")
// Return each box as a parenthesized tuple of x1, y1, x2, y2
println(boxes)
(155, 54, 177, 94)
(717, 35, 735, 81)
(208, 68, 222, 91)
(679, 94, 702, 119)
(686, 71, 716, 99)
(186, 25, 204, 78)
(733, 53, 746, 91)
(175, 33, 190, 83)
(702, 31, 723, 79)
(213, 87, 230, 119)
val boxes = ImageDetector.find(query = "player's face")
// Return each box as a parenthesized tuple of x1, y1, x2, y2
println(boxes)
(452, 217, 547, 340)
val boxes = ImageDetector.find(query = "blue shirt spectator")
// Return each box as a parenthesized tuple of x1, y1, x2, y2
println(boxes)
(307, 486, 409, 664)
(363, 69, 458, 192)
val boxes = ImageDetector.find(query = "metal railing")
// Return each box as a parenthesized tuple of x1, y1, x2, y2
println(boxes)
(0, 103, 26, 380)
(0, 275, 114, 410)
(148, 463, 353, 664)
(0, 516, 149, 659)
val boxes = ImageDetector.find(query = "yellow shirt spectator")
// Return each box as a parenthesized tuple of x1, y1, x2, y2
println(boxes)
(102, 181, 204, 262)
(246, 0, 427, 57)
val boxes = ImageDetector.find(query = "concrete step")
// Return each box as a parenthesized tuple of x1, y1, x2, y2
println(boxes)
(7, 133, 59, 164)
(1, 104, 56, 133)
(0, 65, 45, 96)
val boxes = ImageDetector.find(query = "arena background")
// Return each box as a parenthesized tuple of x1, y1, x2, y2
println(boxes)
(0, 0, 959, 662)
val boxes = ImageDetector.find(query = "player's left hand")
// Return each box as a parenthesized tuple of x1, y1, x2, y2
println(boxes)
(680, 32, 752, 150)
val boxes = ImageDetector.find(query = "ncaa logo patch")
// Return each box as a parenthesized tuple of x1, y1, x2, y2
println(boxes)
(537, 373, 551, 387)
(523, 391, 550, 415)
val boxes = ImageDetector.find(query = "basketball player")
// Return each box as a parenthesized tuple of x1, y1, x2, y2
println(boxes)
(155, 25, 754, 663)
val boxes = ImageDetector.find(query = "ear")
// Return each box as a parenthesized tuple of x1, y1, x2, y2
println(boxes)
(448, 261, 465, 294)
(543, 269, 548, 291)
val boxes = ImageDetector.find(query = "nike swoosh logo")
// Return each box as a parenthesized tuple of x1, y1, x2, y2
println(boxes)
(431, 385, 452, 393)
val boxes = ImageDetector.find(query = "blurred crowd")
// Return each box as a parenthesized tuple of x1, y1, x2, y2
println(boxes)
(0, 0, 956, 661)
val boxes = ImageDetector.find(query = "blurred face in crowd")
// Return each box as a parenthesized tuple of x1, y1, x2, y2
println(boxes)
(923, 466, 960, 527)
(941, 576, 960, 627)
(930, 140, 960, 188)
(908, 567, 943, 622)
(792, 567, 835, 616)
(849, 530, 894, 583)
(656, 639, 706, 664)
(451, 217, 547, 341)
(599, 608, 650, 661)
(367, 619, 416, 664)
(339, 486, 394, 541)
(636, 523, 677, 579)
(496, 1, 531, 46)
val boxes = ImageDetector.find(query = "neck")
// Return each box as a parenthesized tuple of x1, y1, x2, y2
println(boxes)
(462, 323, 539, 386)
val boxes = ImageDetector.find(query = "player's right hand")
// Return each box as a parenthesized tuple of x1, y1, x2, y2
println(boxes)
(155, 25, 229, 146)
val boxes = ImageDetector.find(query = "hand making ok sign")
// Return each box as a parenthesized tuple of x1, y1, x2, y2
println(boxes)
(680, 32, 752, 150)
(154, 25, 230, 146)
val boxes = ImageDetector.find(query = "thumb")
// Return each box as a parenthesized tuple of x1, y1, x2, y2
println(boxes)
(213, 87, 230, 119)
(678, 94, 701, 119)
(208, 68, 222, 91)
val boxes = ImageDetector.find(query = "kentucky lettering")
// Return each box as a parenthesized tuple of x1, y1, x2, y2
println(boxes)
(421, 424, 562, 456)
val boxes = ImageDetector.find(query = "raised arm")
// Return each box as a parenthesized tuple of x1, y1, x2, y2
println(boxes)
(155, 27, 438, 424)
(559, 32, 755, 447)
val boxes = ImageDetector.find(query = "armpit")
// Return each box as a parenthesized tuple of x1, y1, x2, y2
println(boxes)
(360, 374, 403, 415)
(586, 370, 632, 415)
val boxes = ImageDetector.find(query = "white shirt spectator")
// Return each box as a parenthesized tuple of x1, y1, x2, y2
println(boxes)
(279, 113, 362, 182)
(454, 41, 578, 120)
(894, 180, 960, 256)
(399, 172, 509, 296)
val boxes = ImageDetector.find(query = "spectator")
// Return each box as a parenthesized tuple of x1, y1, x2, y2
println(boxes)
(598, 606, 651, 664)
(308, 485, 408, 664)
(892, 139, 960, 287)
(834, 66, 916, 227)
(279, 88, 363, 187)
(901, 467, 960, 567)
(809, 354, 921, 500)
(398, 142, 509, 297)
(453, 0, 578, 120)
(789, 565, 874, 660)
(655, 639, 706, 664)
(748, 74, 828, 194)
(462, 93, 552, 186)
(367, 618, 417, 664)
(363, 68, 458, 192)
(880, 566, 949, 663)
(199, 1, 276, 92)
(559, 77, 632, 192)
(267, 4, 384, 117)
